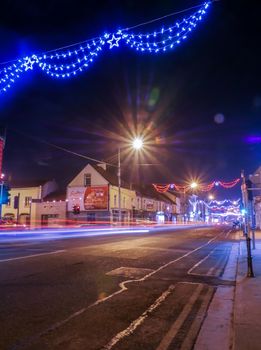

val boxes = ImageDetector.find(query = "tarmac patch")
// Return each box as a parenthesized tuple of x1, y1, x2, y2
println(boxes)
(106, 267, 153, 279)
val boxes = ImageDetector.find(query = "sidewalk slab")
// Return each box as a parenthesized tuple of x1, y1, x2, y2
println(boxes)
(233, 237, 261, 350)
(194, 286, 234, 350)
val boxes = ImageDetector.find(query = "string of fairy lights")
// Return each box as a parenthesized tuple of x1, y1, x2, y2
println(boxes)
(189, 199, 240, 210)
(152, 178, 241, 193)
(0, 1, 212, 95)
(187, 197, 241, 220)
(209, 198, 241, 206)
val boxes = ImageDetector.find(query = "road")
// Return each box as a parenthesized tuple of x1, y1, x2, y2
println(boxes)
(0, 225, 236, 350)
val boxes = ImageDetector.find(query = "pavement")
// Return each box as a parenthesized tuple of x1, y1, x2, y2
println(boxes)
(195, 230, 261, 350)
(233, 231, 261, 350)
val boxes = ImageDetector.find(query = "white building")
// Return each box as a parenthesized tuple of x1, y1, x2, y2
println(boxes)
(67, 163, 180, 224)
(67, 163, 136, 223)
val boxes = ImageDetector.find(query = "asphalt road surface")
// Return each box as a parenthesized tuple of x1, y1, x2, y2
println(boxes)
(0, 225, 236, 350)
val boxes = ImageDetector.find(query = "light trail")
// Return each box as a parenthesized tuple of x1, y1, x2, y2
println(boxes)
(0, 224, 211, 243)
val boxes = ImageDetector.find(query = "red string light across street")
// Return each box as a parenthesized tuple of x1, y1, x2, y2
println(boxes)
(152, 178, 241, 193)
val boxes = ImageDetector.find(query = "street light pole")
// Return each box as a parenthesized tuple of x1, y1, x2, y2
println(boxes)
(241, 170, 254, 277)
(118, 148, 121, 224)
(117, 137, 144, 224)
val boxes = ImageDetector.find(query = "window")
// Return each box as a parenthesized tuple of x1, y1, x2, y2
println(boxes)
(123, 197, 126, 208)
(24, 196, 32, 207)
(84, 173, 91, 186)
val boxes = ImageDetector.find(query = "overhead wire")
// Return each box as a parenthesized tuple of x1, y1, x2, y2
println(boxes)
(11, 129, 118, 167)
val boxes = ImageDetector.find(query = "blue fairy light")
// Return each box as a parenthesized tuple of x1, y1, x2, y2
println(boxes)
(0, 1, 211, 95)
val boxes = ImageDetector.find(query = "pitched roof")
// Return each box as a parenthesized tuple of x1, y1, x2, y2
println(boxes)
(92, 164, 130, 188)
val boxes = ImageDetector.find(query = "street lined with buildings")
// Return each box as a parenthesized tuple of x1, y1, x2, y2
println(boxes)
(1, 162, 182, 227)
(0, 225, 237, 350)
(1, 161, 248, 228)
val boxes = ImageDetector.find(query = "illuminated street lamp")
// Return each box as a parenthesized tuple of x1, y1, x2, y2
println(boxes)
(208, 194, 214, 200)
(118, 137, 144, 223)
(190, 182, 198, 189)
(132, 137, 143, 150)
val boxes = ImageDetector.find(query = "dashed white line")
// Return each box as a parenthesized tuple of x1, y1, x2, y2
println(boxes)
(0, 250, 66, 262)
(187, 248, 217, 276)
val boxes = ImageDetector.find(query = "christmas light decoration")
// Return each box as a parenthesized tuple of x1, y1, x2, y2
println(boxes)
(0, 1, 211, 95)
(152, 184, 170, 193)
(218, 179, 241, 188)
(153, 178, 241, 193)
(209, 199, 241, 206)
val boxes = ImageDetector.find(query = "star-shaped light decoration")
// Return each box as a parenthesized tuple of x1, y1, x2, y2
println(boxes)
(23, 55, 38, 71)
(107, 34, 122, 49)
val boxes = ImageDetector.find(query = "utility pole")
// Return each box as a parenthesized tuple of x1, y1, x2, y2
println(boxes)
(249, 199, 256, 249)
(241, 170, 254, 277)
(118, 148, 121, 224)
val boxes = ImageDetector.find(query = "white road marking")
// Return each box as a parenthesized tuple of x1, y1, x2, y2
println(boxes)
(12, 229, 225, 349)
(0, 250, 66, 262)
(102, 285, 176, 350)
(179, 287, 213, 350)
(187, 248, 217, 276)
(156, 284, 204, 350)
(225, 229, 232, 238)
(187, 230, 229, 277)
(206, 252, 225, 276)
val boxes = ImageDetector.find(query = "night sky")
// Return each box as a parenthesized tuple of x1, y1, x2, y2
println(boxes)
(0, 0, 260, 198)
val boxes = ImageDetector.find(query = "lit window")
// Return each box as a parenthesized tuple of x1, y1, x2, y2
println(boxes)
(114, 195, 117, 207)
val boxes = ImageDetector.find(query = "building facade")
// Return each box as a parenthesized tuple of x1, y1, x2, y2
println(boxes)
(67, 163, 180, 224)
(67, 163, 137, 223)
(2, 180, 59, 226)
(2, 164, 182, 227)
(249, 166, 261, 229)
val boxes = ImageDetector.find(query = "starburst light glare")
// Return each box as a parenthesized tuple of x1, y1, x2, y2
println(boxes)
(132, 137, 143, 150)
(190, 182, 198, 189)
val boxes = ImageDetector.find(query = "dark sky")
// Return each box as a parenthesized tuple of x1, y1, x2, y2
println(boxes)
(0, 0, 260, 198)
